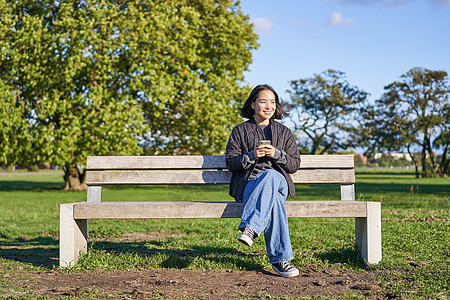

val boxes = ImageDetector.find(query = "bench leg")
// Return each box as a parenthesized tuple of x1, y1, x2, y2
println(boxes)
(87, 185, 102, 202)
(340, 184, 355, 201)
(355, 202, 382, 264)
(60, 203, 87, 267)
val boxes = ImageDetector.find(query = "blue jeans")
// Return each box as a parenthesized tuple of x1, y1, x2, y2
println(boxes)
(239, 169, 294, 264)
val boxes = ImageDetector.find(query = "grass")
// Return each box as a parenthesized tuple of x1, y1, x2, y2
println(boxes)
(0, 170, 448, 298)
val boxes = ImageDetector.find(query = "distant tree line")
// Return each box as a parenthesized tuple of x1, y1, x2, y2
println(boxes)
(353, 153, 447, 170)
(288, 68, 449, 178)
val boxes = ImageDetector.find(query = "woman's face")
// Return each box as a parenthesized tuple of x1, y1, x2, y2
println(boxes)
(251, 89, 276, 125)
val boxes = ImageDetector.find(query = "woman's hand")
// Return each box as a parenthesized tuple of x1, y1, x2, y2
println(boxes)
(254, 144, 276, 158)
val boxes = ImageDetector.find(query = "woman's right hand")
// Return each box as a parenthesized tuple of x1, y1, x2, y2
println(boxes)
(254, 145, 268, 158)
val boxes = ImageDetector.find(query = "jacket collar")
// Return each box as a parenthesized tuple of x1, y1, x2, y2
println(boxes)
(248, 118, 275, 125)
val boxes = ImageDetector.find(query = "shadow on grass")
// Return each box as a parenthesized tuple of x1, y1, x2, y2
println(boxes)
(0, 181, 65, 191)
(85, 239, 266, 271)
(355, 182, 449, 195)
(0, 236, 59, 268)
(0, 180, 230, 193)
(295, 182, 449, 198)
(0, 236, 367, 271)
(316, 245, 366, 268)
(83, 239, 367, 271)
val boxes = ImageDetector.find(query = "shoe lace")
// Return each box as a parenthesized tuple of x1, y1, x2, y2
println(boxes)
(278, 261, 294, 271)
(243, 228, 255, 238)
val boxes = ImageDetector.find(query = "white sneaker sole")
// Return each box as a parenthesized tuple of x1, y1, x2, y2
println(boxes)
(237, 234, 253, 247)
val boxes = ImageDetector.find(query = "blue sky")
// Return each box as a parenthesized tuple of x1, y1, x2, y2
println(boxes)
(240, 0, 450, 104)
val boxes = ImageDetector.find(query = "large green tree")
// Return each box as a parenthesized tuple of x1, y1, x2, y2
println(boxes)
(135, 0, 258, 154)
(0, 0, 258, 190)
(288, 69, 369, 154)
(357, 67, 449, 177)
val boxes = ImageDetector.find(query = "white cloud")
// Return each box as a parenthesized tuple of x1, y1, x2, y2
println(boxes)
(429, 0, 450, 6)
(326, 12, 354, 27)
(251, 17, 274, 35)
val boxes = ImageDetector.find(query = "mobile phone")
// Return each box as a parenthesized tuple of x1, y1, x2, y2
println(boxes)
(260, 140, 271, 146)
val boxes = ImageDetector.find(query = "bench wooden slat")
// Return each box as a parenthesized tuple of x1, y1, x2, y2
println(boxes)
(291, 169, 355, 184)
(86, 169, 355, 185)
(72, 201, 367, 219)
(87, 155, 227, 170)
(300, 154, 354, 169)
(86, 155, 354, 170)
(86, 170, 232, 185)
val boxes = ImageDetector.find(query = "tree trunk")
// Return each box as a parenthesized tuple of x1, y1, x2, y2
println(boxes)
(425, 137, 438, 177)
(438, 144, 449, 177)
(421, 142, 431, 178)
(63, 164, 87, 191)
(407, 146, 420, 178)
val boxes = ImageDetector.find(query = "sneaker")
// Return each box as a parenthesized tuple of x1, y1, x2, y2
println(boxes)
(237, 227, 256, 247)
(272, 261, 299, 278)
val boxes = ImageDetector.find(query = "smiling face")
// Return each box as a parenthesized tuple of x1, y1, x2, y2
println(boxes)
(251, 89, 276, 125)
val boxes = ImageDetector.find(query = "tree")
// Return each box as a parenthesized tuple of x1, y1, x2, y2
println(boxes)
(0, 0, 258, 189)
(287, 70, 369, 154)
(358, 67, 450, 177)
(355, 103, 422, 177)
(136, 0, 258, 155)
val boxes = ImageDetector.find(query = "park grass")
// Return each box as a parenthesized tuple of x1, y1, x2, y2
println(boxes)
(0, 170, 448, 299)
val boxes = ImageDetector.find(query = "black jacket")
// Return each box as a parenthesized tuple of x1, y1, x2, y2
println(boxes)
(225, 119, 301, 202)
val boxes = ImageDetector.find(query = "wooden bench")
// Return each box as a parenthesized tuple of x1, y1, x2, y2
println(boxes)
(59, 155, 381, 267)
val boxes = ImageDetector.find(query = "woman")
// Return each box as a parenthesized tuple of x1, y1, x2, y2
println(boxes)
(225, 84, 301, 278)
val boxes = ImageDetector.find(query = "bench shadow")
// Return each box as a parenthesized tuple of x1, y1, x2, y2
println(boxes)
(0, 181, 65, 191)
(88, 239, 266, 271)
(0, 236, 365, 271)
(88, 240, 367, 270)
(0, 236, 59, 268)
(315, 245, 366, 268)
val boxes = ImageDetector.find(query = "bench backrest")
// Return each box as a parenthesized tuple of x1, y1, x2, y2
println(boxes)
(85, 155, 355, 202)
(86, 155, 355, 185)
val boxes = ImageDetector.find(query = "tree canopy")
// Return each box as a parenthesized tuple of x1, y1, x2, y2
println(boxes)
(357, 67, 449, 177)
(287, 69, 369, 154)
(0, 0, 259, 190)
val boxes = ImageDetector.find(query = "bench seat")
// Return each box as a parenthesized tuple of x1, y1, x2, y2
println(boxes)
(69, 201, 369, 219)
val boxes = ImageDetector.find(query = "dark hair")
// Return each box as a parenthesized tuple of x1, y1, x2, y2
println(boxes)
(240, 84, 289, 120)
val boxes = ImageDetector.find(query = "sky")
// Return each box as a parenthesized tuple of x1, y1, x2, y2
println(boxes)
(239, 0, 450, 104)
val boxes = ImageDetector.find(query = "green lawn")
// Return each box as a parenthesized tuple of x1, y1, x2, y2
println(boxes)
(0, 170, 448, 298)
